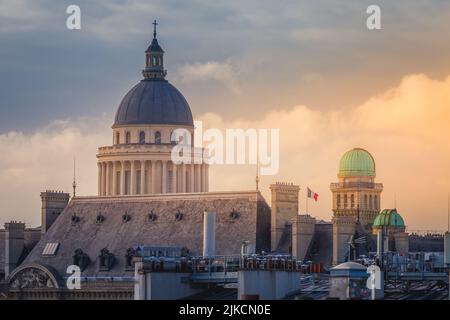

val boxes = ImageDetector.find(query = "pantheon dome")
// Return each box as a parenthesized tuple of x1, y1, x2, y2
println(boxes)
(97, 22, 208, 197)
(114, 80, 193, 126)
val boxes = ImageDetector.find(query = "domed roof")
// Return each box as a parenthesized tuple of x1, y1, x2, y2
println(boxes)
(114, 22, 194, 127)
(114, 80, 193, 126)
(338, 148, 375, 177)
(373, 209, 405, 229)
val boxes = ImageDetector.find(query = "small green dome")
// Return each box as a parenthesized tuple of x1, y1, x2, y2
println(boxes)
(373, 209, 405, 228)
(338, 148, 375, 177)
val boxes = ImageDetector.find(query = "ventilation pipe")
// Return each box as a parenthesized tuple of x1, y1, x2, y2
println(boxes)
(203, 212, 216, 257)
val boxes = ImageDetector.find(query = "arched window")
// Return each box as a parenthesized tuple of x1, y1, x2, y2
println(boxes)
(364, 194, 368, 209)
(170, 131, 176, 144)
(139, 131, 145, 144)
(350, 194, 355, 208)
(155, 131, 161, 144)
(369, 195, 373, 210)
(337, 194, 341, 209)
(374, 195, 378, 210)
(344, 194, 348, 208)
(125, 132, 131, 144)
(153, 56, 158, 66)
(116, 132, 120, 144)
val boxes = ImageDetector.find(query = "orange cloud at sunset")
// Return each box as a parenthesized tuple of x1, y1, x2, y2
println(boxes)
(204, 74, 450, 231)
(0, 73, 449, 231)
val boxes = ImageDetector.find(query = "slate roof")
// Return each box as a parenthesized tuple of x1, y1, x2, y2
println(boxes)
(21, 191, 271, 279)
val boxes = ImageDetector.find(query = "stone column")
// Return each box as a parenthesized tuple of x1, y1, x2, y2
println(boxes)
(98, 162, 102, 196)
(205, 164, 209, 192)
(120, 161, 126, 196)
(112, 161, 118, 195)
(105, 162, 111, 196)
(102, 162, 107, 196)
(201, 164, 206, 192)
(162, 160, 167, 193)
(195, 164, 201, 192)
(130, 160, 136, 195)
(189, 165, 195, 193)
(151, 160, 157, 194)
(181, 163, 186, 193)
(172, 163, 177, 193)
(140, 160, 146, 194)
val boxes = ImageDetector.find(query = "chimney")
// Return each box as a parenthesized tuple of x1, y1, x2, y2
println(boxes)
(41, 190, 70, 233)
(4, 221, 25, 278)
(202, 212, 216, 257)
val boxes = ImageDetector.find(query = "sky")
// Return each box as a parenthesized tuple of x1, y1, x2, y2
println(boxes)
(0, 0, 450, 230)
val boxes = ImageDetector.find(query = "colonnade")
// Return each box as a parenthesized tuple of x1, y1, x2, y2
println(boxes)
(97, 160, 209, 196)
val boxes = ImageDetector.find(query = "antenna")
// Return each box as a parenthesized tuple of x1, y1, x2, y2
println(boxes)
(394, 192, 397, 209)
(447, 193, 449, 232)
(255, 157, 260, 192)
(72, 156, 77, 198)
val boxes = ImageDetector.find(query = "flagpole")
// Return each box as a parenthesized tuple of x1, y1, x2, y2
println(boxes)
(306, 189, 308, 215)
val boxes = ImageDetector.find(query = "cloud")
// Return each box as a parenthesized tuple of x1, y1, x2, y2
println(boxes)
(0, 0, 54, 33)
(177, 61, 241, 94)
(0, 116, 111, 226)
(200, 73, 450, 231)
(1, 73, 450, 231)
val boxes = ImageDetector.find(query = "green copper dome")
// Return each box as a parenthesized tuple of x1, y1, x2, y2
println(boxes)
(373, 209, 405, 228)
(338, 148, 375, 177)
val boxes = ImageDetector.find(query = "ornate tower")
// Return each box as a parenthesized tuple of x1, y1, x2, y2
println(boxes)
(142, 20, 167, 80)
(330, 148, 383, 264)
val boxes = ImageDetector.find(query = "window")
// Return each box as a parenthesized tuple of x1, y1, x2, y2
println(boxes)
(116, 132, 120, 144)
(374, 195, 378, 210)
(139, 131, 146, 144)
(350, 194, 355, 208)
(369, 195, 373, 210)
(170, 131, 176, 144)
(344, 194, 348, 208)
(155, 131, 161, 144)
(337, 194, 341, 209)
(153, 56, 158, 66)
(126, 131, 131, 144)
(42, 243, 60, 256)
(364, 194, 368, 209)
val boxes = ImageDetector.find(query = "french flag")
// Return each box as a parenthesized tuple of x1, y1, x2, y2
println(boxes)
(307, 187, 319, 202)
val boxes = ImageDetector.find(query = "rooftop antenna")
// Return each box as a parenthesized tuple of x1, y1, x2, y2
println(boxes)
(72, 156, 77, 198)
(447, 193, 449, 231)
(255, 155, 260, 192)
(394, 192, 397, 209)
